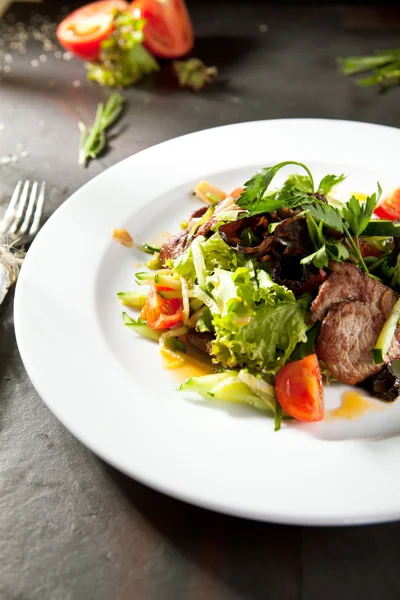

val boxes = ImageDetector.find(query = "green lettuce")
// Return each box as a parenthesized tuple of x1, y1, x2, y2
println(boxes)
(173, 233, 311, 377)
(173, 233, 241, 283)
(205, 267, 311, 374)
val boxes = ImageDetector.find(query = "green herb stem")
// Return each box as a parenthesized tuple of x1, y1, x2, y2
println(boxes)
(78, 93, 125, 167)
(343, 223, 369, 274)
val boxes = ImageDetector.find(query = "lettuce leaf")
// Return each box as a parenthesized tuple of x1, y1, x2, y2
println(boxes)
(173, 235, 311, 376)
(205, 266, 311, 374)
(173, 233, 240, 284)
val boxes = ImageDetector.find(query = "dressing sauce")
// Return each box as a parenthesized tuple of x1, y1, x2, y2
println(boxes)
(161, 348, 213, 383)
(326, 390, 383, 421)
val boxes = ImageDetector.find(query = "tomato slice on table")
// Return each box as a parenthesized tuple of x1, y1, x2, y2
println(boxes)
(130, 0, 194, 58)
(57, 0, 128, 61)
(275, 354, 324, 422)
(141, 284, 183, 330)
(374, 187, 400, 221)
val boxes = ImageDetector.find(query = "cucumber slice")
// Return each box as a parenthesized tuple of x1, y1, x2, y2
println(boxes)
(122, 312, 160, 341)
(142, 242, 161, 254)
(178, 372, 234, 395)
(238, 371, 276, 412)
(373, 298, 400, 364)
(209, 377, 272, 411)
(117, 290, 148, 308)
(189, 298, 204, 311)
(191, 236, 207, 289)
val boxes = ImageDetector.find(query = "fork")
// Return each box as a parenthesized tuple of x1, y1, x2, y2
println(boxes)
(0, 180, 46, 245)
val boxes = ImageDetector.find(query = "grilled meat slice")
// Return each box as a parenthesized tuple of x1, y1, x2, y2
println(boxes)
(159, 230, 190, 264)
(187, 332, 214, 356)
(311, 262, 400, 385)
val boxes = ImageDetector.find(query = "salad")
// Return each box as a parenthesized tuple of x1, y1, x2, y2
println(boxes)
(119, 161, 400, 430)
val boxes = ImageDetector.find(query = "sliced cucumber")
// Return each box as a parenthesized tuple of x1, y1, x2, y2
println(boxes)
(178, 372, 234, 395)
(209, 377, 272, 411)
(373, 298, 400, 364)
(117, 290, 148, 309)
(238, 370, 276, 412)
(191, 236, 207, 289)
(122, 312, 160, 341)
(189, 298, 204, 312)
(179, 371, 273, 412)
(157, 289, 182, 299)
(142, 242, 161, 254)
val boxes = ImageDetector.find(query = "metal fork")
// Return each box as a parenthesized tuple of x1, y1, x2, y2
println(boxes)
(0, 180, 46, 245)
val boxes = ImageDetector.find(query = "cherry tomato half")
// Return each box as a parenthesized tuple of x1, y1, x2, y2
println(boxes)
(130, 0, 194, 59)
(275, 354, 324, 422)
(56, 0, 128, 61)
(374, 188, 400, 221)
(141, 284, 183, 330)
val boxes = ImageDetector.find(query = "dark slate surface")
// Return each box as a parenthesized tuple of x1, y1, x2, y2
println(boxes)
(1, 2, 400, 599)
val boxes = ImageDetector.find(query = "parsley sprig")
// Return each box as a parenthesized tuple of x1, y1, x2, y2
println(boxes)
(301, 186, 382, 273)
(236, 161, 386, 274)
(78, 93, 125, 166)
(236, 162, 345, 216)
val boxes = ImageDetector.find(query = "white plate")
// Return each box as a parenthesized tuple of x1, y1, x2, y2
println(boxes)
(14, 119, 400, 526)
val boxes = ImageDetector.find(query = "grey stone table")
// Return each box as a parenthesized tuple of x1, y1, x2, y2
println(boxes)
(2, 2, 400, 599)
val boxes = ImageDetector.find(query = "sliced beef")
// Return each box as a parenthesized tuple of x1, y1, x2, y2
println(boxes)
(159, 230, 190, 264)
(311, 262, 400, 385)
(187, 332, 214, 356)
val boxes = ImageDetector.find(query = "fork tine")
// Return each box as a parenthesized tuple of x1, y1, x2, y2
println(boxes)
(20, 181, 38, 234)
(0, 180, 23, 234)
(29, 181, 45, 235)
(9, 180, 30, 234)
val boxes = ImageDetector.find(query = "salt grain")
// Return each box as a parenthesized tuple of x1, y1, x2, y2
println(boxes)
(54, 51, 62, 59)
(73, 80, 81, 88)
(63, 51, 73, 61)
(30, 59, 39, 68)
(39, 54, 47, 62)
(3, 66, 11, 73)
(0, 157, 11, 165)
(21, 151, 28, 158)
(259, 24, 268, 32)
(4, 53, 12, 63)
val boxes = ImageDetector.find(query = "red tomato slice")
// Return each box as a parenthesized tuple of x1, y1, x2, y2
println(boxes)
(275, 354, 324, 422)
(130, 0, 194, 58)
(57, 0, 128, 61)
(374, 188, 400, 221)
(141, 284, 183, 330)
